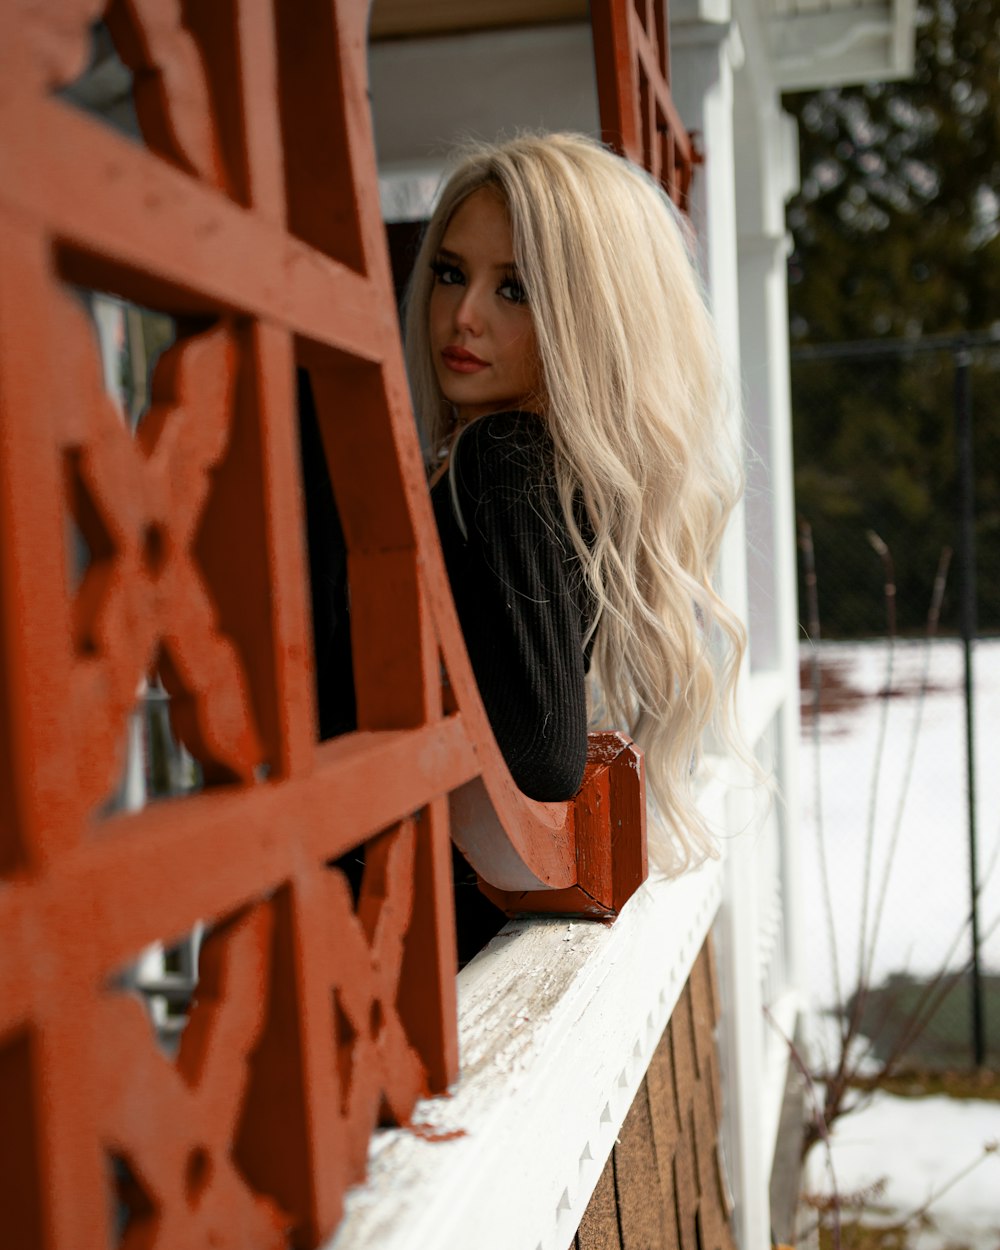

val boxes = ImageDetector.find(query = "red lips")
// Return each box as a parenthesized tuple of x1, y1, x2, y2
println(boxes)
(442, 345, 489, 373)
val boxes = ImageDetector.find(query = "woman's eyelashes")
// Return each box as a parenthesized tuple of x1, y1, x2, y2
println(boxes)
(498, 273, 528, 305)
(430, 257, 528, 306)
(430, 258, 463, 286)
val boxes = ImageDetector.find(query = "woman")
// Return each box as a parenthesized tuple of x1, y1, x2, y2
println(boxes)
(403, 132, 744, 873)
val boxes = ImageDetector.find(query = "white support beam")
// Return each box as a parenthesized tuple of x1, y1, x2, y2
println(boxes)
(730, 11, 807, 1195)
(672, 15, 779, 1248)
(671, 5, 750, 688)
(768, 2, 916, 91)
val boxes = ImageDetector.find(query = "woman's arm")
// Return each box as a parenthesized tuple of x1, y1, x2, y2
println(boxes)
(432, 411, 591, 801)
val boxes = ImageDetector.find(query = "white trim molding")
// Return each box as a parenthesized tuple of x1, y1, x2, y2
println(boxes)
(328, 847, 727, 1250)
(766, 0, 917, 92)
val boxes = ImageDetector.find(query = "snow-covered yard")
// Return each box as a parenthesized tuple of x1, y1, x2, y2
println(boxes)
(800, 636, 1000, 1014)
(804, 1090, 999, 1250)
(798, 637, 1000, 1246)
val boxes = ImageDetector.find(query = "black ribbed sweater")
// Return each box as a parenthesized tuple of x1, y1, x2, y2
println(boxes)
(299, 372, 594, 802)
(431, 409, 595, 800)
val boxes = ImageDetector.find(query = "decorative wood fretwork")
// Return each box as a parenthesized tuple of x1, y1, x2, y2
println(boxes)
(0, 3, 646, 1248)
(591, 0, 701, 210)
(570, 940, 735, 1250)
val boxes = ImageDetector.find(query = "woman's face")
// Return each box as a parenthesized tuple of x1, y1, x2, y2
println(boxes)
(428, 187, 543, 423)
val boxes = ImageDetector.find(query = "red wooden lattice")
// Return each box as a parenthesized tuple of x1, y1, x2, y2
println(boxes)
(592, 0, 701, 210)
(0, 3, 646, 1247)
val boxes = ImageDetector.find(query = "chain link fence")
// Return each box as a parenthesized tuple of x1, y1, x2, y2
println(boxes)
(792, 339, 1000, 1071)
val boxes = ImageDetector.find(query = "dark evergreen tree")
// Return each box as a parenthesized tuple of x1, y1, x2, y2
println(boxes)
(783, 0, 1000, 636)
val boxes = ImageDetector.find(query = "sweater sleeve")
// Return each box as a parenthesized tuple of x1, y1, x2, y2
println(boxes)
(432, 411, 590, 801)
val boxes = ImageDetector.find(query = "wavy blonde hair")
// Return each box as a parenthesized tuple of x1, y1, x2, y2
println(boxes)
(404, 132, 745, 872)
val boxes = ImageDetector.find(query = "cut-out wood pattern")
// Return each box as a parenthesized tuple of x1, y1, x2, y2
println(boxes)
(0, 3, 647, 1247)
(570, 940, 736, 1250)
(591, 0, 700, 211)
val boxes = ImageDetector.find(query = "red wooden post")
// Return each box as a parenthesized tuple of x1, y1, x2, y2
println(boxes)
(591, 0, 701, 211)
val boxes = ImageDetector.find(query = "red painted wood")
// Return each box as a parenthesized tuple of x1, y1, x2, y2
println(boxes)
(591, 0, 700, 211)
(0, 4, 649, 1246)
(479, 733, 647, 917)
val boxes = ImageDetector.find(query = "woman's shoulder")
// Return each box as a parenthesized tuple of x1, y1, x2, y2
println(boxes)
(454, 409, 553, 479)
(464, 408, 545, 433)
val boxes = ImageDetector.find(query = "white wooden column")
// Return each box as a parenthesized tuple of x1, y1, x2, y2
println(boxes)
(731, 22, 807, 1151)
(671, 0, 749, 663)
(671, 3, 741, 358)
(737, 214, 806, 998)
(672, 6, 771, 1248)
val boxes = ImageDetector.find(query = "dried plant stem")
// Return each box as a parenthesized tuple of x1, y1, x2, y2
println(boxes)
(858, 807, 999, 1079)
(863, 895, 1000, 1083)
(862, 547, 952, 992)
(896, 1140, 998, 1226)
(796, 537, 985, 1158)
(846, 545, 950, 1079)
(819, 533, 899, 1147)
(855, 532, 895, 1000)
(765, 1005, 843, 1250)
(796, 520, 997, 1230)
(799, 518, 845, 1052)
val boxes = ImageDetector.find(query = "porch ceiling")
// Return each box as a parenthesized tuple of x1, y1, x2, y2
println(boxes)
(372, 0, 916, 92)
(761, 0, 916, 91)
(370, 0, 588, 41)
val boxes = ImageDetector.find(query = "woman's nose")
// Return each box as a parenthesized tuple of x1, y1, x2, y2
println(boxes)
(454, 286, 484, 334)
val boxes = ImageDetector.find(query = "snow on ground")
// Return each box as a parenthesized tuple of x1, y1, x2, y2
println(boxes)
(799, 636, 1000, 1012)
(804, 1091, 1000, 1250)
(799, 638, 1000, 1247)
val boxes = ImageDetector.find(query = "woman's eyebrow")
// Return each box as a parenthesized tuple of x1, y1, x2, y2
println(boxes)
(436, 245, 518, 271)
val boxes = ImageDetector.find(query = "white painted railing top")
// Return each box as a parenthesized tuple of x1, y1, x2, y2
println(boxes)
(329, 841, 728, 1250)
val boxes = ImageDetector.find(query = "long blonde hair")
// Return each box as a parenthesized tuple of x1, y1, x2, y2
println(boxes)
(405, 132, 745, 872)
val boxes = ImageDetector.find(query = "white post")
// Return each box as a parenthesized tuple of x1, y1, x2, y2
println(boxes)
(732, 42, 807, 1088)
(672, 7, 770, 1248)
(715, 797, 770, 1250)
(737, 220, 806, 998)
(671, 1, 749, 665)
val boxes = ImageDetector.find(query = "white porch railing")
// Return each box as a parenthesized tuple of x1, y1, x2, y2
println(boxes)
(325, 673, 800, 1250)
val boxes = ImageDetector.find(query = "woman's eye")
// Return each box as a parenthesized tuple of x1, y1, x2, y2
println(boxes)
(498, 276, 528, 305)
(431, 259, 464, 286)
